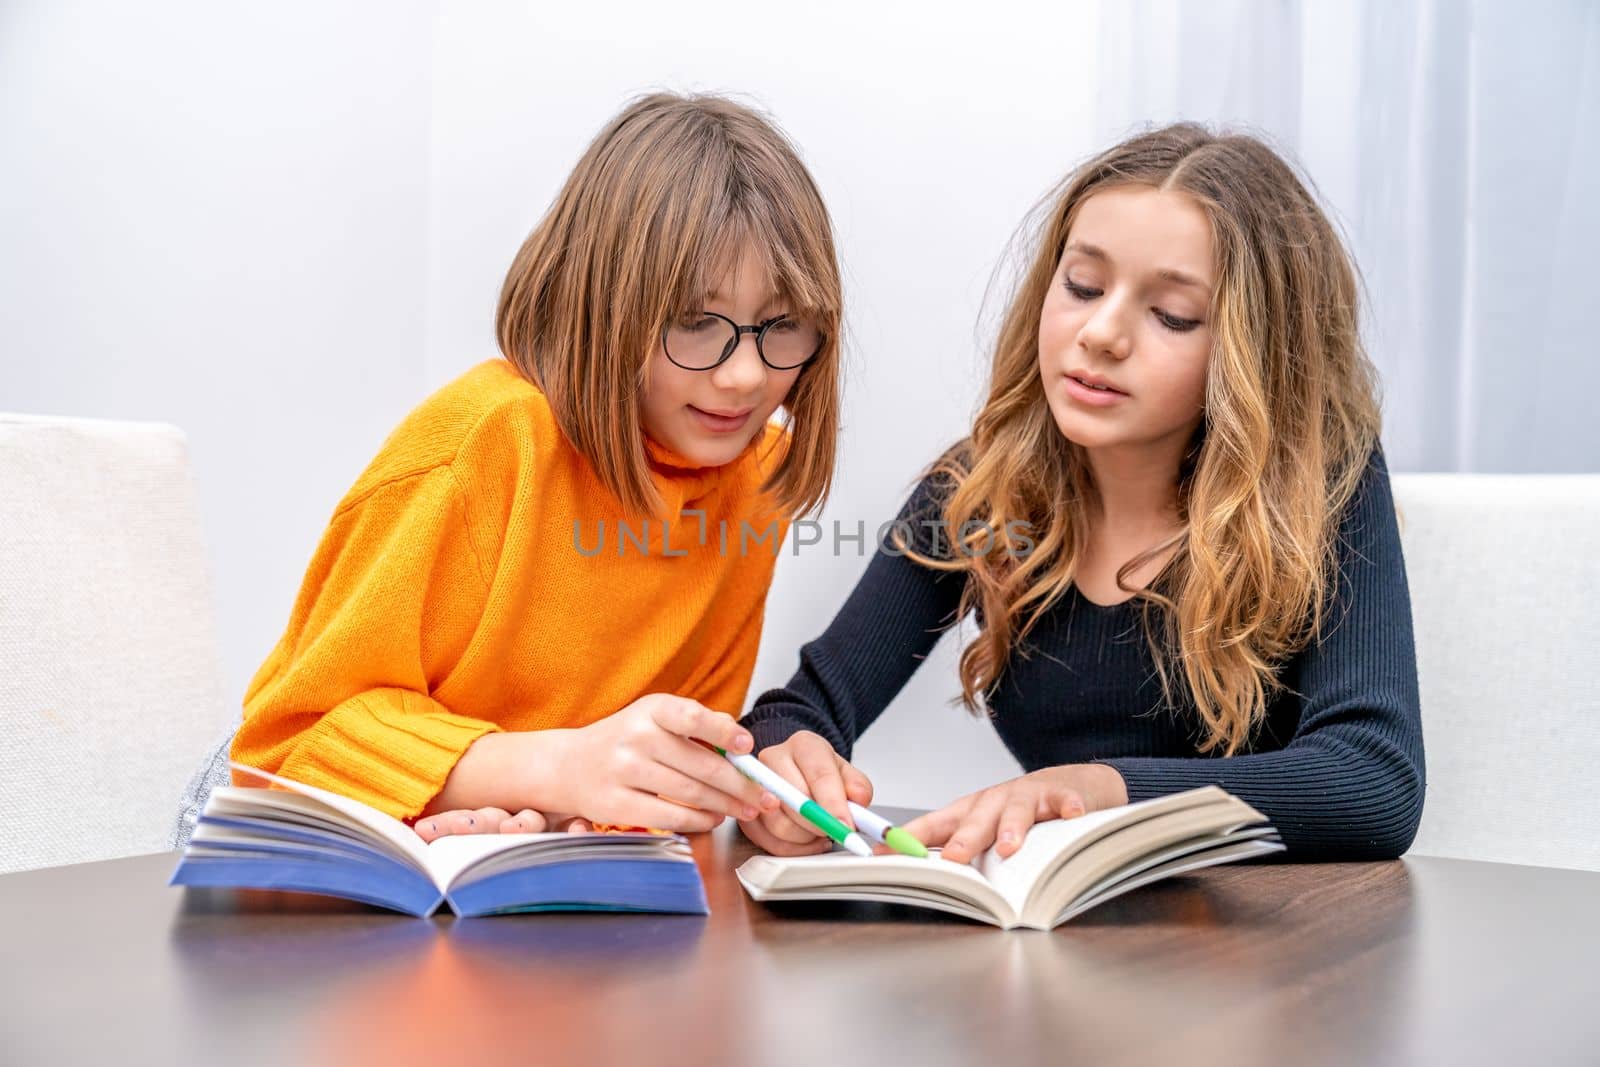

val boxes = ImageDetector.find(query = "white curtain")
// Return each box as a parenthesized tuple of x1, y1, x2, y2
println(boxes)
(1095, 0, 1600, 473)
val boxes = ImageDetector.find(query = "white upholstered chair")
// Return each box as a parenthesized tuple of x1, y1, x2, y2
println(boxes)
(0, 414, 231, 873)
(1393, 473, 1600, 872)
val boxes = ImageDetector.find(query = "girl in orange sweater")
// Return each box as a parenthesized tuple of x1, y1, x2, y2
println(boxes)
(228, 92, 842, 840)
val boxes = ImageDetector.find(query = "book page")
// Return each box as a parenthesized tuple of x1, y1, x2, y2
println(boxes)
(975, 786, 1237, 911)
(1056, 837, 1286, 923)
(421, 832, 689, 889)
(975, 806, 1140, 911)
(1022, 800, 1267, 926)
(734, 852, 1017, 926)
(228, 762, 431, 875)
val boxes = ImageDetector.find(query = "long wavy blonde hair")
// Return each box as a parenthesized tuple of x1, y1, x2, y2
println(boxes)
(909, 123, 1382, 756)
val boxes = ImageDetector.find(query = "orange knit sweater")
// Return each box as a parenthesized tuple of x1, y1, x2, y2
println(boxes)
(230, 359, 791, 819)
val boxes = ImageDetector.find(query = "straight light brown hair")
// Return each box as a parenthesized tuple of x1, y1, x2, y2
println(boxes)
(496, 92, 843, 519)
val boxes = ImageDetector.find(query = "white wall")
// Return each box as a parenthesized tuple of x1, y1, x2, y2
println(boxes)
(1, 2, 435, 717)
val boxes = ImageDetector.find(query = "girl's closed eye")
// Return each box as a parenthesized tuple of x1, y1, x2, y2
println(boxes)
(1064, 277, 1202, 333)
(677, 311, 722, 332)
(1155, 309, 1203, 332)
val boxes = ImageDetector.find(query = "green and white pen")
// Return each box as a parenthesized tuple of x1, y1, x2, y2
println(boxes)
(847, 802, 929, 858)
(716, 747, 873, 857)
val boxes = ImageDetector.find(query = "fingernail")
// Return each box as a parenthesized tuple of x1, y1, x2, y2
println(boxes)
(735, 734, 753, 752)
(999, 831, 1016, 845)
(741, 806, 757, 820)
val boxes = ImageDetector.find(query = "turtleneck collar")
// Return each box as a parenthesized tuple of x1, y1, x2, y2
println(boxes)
(642, 429, 766, 509)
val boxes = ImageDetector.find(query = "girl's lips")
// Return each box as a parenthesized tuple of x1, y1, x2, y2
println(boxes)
(1063, 374, 1130, 407)
(690, 405, 755, 433)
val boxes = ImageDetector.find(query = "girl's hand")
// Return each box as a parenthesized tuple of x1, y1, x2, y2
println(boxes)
(901, 764, 1129, 865)
(737, 730, 874, 857)
(547, 694, 780, 834)
(413, 809, 591, 843)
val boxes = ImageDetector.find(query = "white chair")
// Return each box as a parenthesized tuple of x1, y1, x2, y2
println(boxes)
(1394, 473, 1600, 872)
(0, 414, 231, 873)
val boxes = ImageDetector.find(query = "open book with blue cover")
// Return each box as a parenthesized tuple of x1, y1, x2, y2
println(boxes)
(169, 763, 707, 917)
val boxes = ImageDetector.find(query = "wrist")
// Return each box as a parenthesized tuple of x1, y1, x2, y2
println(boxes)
(1033, 762, 1128, 812)
(1082, 762, 1129, 809)
(427, 729, 576, 815)
(506, 728, 578, 814)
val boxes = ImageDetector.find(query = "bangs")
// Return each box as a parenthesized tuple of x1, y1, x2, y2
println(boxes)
(667, 192, 839, 327)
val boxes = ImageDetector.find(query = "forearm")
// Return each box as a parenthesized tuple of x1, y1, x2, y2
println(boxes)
(1099, 732, 1423, 860)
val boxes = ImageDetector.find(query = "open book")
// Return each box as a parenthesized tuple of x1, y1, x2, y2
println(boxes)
(169, 763, 707, 918)
(736, 786, 1281, 929)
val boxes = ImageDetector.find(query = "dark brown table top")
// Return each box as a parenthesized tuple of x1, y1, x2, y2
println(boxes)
(3, 818, 1598, 1067)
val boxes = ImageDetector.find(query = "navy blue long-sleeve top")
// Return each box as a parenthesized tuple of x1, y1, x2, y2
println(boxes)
(742, 447, 1426, 860)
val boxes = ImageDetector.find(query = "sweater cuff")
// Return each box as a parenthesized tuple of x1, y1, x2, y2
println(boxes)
(741, 708, 841, 756)
(275, 688, 502, 820)
(1094, 756, 1222, 804)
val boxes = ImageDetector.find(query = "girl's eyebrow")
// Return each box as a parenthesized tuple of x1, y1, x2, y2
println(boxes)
(1064, 241, 1212, 293)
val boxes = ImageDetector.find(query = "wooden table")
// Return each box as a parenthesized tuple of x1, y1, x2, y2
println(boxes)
(3, 818, 1598, 1067)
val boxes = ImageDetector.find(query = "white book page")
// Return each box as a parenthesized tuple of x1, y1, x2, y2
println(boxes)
(206, 791, 383, 848)
(975, 806, 1137, 912)
(419, 832, 688, 889)
(974, 787, 1237, 911)
(227, 762, 432, 876)
(1072, 826, 1281, 904)
(1055, 837, 1286, 924)
(735, 852, 1016, 925)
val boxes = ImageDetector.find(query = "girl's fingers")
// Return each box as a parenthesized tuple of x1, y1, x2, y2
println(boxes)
(658, 734, 770, 811)
(941, 790, 1011, 864)
(499, 809, 548, 833)
(415, 808, 512, 842)
(900, 794, 976, 849)
(610, 791, 725, 834)
(792, 739, 852, 826)
(759, 747, 828, 840)
(642, 754, 761, 820)
(755, 806, 821, 845)
(740, 812, 833, 857)
(994, 793, 1038, 858)
(1051, 787, 1087, 820)
(650, 697, 753, 754)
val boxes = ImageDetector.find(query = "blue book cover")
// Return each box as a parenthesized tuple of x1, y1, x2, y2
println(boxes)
(170, 764, 708, 918)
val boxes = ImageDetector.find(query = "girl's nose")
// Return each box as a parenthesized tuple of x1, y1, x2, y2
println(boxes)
(710, 332, 768, 393)
(1078, 298, 1134, 360)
